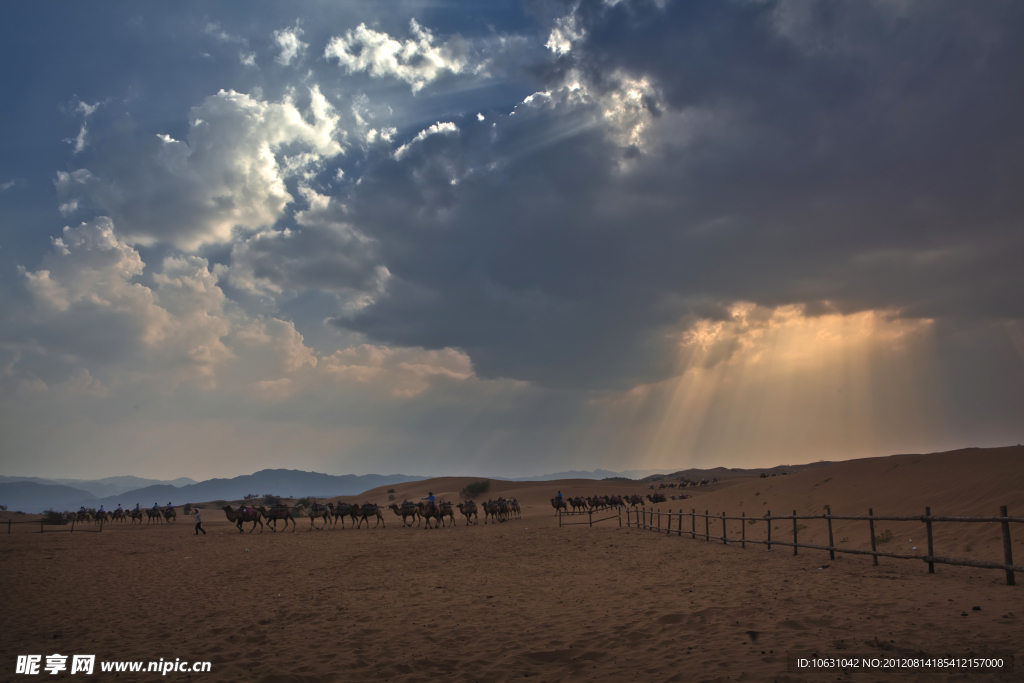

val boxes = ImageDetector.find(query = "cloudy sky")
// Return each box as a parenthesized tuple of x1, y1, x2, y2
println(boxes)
(1, 0, 1022, 480)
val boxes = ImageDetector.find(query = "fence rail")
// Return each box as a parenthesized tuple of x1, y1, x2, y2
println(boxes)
(558, 508, 622, 528)
(4, 518, 104, 534)
(620, 505, 1018, 586)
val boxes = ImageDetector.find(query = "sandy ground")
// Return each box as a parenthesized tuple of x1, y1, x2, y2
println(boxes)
(2, 448, 1023, 682)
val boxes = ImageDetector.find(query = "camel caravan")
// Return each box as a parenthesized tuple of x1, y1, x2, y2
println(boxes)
(551, 494, 627, 514)
(214, 497, 517, 533)
(551, 491, 691, 515)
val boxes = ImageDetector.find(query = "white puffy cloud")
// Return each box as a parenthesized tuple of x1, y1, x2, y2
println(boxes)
(546, 12, 585, 55)
(393, 121, 458, 159)
(273, 24, 307, 66)
(55, 87, 344, 251)
(325, 20, 481, 92)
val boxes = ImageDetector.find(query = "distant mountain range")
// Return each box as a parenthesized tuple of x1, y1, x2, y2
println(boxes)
(507, 468, 677, 481)
(0, 475, 196, 498)
(0, 469, 429, 513)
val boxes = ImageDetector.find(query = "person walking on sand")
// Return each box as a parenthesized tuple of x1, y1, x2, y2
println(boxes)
(194, 506, 205, 535)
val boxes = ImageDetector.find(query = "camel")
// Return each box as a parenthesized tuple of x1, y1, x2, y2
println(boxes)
(110, 509, 126, 523)
(295, 501, 331, 531)
(482, 500, 506, 524)
(509, 498, 521, 519)
(457, 500, 478, 525)
(625, 495, 644, 508)
(94, 511, 109, 524)
(222, 505, 264, 533)
(259, 504, 297, 532)
(646, 493, 667, 504)
(436, 500, 457, 527)
(567, 496, 587, 512)
(326, 502, 357, 529)
(416, 502, 441, 529)
(550, 497, 567, 514)
(130, 509, 143, 524)
(163, 508, 177, 523)
(354, 503, 385, 529)
(145, 509, 162, 523)
(388, 502, 421, 527)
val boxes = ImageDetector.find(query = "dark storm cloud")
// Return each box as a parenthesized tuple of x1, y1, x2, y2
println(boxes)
(331, 0, 1024, 388)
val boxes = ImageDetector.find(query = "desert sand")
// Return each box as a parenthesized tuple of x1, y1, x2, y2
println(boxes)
(2, 447, 1022, 682)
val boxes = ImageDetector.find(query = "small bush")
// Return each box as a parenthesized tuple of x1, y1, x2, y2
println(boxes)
(823, 504, 831, 512)
(839, 537, 849, 544)
(387, 488, 395, 493)
(42, 509, 64, 525)
(874, 529, 893, 544)
(755, 492, 760, 496)
(263, 494, 281, 505)
(964, 544, 973, 552)
(388, 494, 396, 501)
(460, 480, 491, 498)
(244, 493, 260, 501)
(747, 519, 757, 525)
(213, 500, 228, 508)
(791, 524, 807, 536)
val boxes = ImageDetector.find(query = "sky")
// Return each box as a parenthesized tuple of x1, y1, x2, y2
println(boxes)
(1, 0, 1022, 481)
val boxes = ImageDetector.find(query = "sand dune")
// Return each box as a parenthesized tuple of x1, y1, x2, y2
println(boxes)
(2, 447, 1022, 682)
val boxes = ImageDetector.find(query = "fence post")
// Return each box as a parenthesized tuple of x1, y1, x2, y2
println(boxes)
(691, 509, 695, 539)
(741, 512, 746, 549)
(826, 509, 835, 560)
(705, 510, 709, 541)
(71, 518, 75, 533)
(767, 511, 771, 551)
(667, 509, 671, 535)
(793, 510, 798, 556)
(589, 510, 592, 528)
(559, 510, 562, 528)
(1000, 505, 1014, 586)
(677, 510, 682, 537)
(40, 519, 44, 533)
(619, 508, 622, 528)
(721, 512, 727, 544)
(925, 506, 934, 574)
(7, 519, 10, 535)
(869, 508, 877, 566)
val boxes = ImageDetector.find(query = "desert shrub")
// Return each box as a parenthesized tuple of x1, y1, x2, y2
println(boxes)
(874, 529, 893, 544)
(296, 497, 313, 508)
(823, 504, 831, 512)
(0, 504, 7, 511)
(460, 480, 491, 498)
(791, 524, 807, 535)
(747, 519, 757, 525)
(213, 500, 228, 508)
(184, 504, 192, 514)
(263, 494, 281, 505)
(839, 537, 849, 544)
(755, 492, 760, 496)
(964, 544, 973, 552)
(244, 493, 260, 501)
(388, 494, 396, 501)
(387, 488, 395, 493)
(42, 509, 64, 525)
(603, 477, 632, 482)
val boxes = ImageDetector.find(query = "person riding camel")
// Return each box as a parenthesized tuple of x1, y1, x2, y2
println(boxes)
(116, 503, 122, 512)
(422, 492, 436, 513)
(134, 503, 140, 512)
(98, 505, 105, 514)
(153, 502, 159, 511)
(556, 491, 563, 501)
(166, 502, 173, 512)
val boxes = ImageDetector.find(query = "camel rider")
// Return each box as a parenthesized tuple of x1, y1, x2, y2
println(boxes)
(167, 502, 174, 512)
(116, 504, 122, 512)
(98, 505, 105, 514)
(556, 491, 563, 501)
(134, 503, 140, 512)
(422, 492, 436, 511)
(153, 502, 159, 511)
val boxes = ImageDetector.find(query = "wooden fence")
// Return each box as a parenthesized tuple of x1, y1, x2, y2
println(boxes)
(558, 508, 622, 528)
(624, 506, 1021, 586)
(5, 518, 104, 534)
